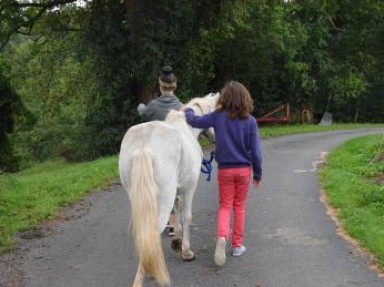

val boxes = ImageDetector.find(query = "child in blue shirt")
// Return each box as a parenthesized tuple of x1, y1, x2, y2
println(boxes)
(184, 81, 263, 266)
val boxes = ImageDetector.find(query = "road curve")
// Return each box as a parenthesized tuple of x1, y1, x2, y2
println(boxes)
(11, 128, 384, 287)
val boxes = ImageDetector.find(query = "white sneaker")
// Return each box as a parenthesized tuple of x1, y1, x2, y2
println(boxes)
(232, 245, 246, 256)
(214, 237, 226, 266)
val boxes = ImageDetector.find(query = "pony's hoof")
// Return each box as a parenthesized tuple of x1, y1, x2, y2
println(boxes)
(171, 238, 182, 252)
(182, 251, 196, 262)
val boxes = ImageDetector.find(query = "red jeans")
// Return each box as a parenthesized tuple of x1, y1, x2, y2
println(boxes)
(217, 167, 251, 247)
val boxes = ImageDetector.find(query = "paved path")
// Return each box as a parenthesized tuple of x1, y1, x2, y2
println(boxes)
(12, 129, 384, 287)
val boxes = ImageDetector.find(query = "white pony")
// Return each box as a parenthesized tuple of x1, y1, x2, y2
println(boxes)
(119, 92, 220, 287)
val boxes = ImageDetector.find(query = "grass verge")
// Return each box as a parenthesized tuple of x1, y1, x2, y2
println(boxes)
(321, 134, 384, 269)
(0, 156, 117, 253)
(259, 123, 383, 138)
(0, 123, 383, 254)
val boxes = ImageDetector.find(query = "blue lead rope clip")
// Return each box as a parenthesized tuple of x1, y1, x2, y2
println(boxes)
(201, 150, 215, 181)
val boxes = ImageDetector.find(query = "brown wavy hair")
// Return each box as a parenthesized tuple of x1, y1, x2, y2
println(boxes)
(216, 81, 254, 119)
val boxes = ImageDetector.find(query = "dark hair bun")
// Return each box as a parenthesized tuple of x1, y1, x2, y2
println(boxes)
(161, 65, 173, 75)
(159, 65, 177, 85)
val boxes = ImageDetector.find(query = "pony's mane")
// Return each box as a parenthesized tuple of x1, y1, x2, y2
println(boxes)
(166, 93, 219, 123)
(186, 97, 206, 107)
(185, 97, 211, 115)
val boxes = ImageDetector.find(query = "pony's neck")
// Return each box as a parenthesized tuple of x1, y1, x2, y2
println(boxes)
(189, 126, 202, 139)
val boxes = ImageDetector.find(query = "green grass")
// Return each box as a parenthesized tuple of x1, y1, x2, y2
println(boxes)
(0, 156, 118, 253)
(321, 134, 384, 268)
(259, 123, 383, 138)
(0, 123, 383, 255)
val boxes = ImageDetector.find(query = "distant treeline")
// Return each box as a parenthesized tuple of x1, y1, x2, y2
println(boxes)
(0, 0, 383, 171)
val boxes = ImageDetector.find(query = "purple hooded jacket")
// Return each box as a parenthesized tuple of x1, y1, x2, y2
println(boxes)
(185, 108, 263, 181)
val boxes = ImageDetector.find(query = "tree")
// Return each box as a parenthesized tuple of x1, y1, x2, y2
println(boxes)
(1, 0, 383, 168)
(317, 0, 384, 121)
(0, 58, 34, 172)
(0, 0, 80, 50)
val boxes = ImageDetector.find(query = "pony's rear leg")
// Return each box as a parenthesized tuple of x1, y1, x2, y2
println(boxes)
(171, 196, 182, 252)
(132, 261, 144, 287)
(181, 190, 196, 261)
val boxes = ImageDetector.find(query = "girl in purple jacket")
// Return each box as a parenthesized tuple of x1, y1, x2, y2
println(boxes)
(184, 81, 263, 267)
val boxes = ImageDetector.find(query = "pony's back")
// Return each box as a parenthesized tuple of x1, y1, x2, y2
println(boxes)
(119, 121, 183, 192)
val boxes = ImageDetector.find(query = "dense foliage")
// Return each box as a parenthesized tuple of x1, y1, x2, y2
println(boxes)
(0, 59, 19, 172)
(0, 58, 34, 171)
(0, 0, 383, 169)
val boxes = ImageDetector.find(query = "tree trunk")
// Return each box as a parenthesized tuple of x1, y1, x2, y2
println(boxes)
(137, 81, 154, 104)
(324, 93, 332, 113)
(354, 107, 359, 123)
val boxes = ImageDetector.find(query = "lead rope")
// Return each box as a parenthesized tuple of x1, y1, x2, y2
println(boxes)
(201, 150, 215, 181)
(200, 146, 217, 247)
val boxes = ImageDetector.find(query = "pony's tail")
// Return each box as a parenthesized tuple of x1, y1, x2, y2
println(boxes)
(129, 148, 170, 286)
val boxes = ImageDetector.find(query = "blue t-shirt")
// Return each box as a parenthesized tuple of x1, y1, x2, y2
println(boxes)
(185, 109, 263, 181)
